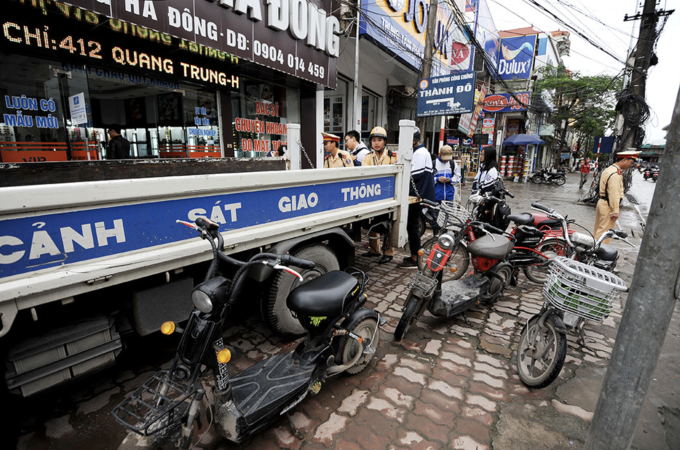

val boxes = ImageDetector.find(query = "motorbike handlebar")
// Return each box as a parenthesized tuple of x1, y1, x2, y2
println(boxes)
(615, 230, 628, 239)
(531, 202, 554, 214)
(280, 254, 316, 269)
(480, 223, 505, 235)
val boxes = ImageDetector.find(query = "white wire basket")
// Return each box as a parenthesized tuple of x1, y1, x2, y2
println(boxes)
(437, 201, 470, 229)
(543, 257, 627, 323)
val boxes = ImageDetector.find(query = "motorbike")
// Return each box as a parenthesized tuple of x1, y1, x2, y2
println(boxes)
(643, 168, 652, 181)
(394, 218, 516, 341)
(113, 218, 382, 448)
(516, 228, 633, 388)
(530, 168, 567, 186)
(652, 168, 659, 182)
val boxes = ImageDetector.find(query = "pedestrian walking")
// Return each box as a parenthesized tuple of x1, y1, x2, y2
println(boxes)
(322, 132, 352, 168)
(344, 130, 370, 166)
(472, 146, 499, 194)
(433, 145, 461, 202)
(398, 127, 436, 269)
(361, 127, 398, 264)
(579, 159, 591, 189)
(594, 149, 641, 243)
(107, 125, 130, 159)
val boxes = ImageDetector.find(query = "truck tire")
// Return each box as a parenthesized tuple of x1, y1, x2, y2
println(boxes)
(261, 244, 339, 337)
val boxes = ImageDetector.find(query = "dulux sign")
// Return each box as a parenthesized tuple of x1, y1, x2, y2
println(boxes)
(417, 71, 476, 117)
(497, 35, 536, 80)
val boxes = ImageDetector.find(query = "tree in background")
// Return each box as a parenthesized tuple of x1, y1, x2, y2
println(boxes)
(533, 66, 622, 163)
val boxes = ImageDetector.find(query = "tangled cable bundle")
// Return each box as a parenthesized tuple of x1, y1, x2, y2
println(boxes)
(616, 90, 651, 148)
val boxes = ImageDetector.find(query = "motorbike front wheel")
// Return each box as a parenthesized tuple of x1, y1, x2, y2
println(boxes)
(555, 176, 567, 186)
(394, 291, 424, 341)
(530, 174, 543, 184)
(517, 315, 567, 389)
(523, 239, 568, 284)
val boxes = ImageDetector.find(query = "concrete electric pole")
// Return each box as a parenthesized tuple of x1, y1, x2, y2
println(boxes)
(619, 0, 658, 151)
(584, 89, 680, 449)
(416, 0, 439, 142)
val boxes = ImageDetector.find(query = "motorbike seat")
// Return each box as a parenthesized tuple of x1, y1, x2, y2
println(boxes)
(467, 234, 514, 260)
(508, 213, 534, 226)
(596, 244, 618, 262)
(287, 270, 357, 317)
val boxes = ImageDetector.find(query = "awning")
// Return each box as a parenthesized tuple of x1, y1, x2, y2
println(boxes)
(503, 134, 545, 146)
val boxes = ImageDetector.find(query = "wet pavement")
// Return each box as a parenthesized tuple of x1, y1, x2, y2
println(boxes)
(9, 173, 680, 450)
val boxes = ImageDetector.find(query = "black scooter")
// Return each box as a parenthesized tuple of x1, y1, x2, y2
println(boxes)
(113, 218, 382, 448)
(643, 168, 652, 181)
(530, 168, 567, 186)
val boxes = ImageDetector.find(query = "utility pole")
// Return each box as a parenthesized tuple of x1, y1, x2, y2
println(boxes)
(416, 0, 439, 144)
(619, 0, 658, 152)
(583, 88, 680, 449)
(352, 3, 361, 133)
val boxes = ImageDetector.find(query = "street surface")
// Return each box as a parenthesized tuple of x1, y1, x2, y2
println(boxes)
(8, 173, 680, 450)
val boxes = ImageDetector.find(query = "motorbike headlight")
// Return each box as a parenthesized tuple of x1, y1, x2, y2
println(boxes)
(192, 289, 213, 313)
(438, 233, 454, 250)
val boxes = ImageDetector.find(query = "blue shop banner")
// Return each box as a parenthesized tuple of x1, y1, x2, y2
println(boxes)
(0, 176, 395, 278)
(497, 35, 537, 81)
(417, 72, 476, 117)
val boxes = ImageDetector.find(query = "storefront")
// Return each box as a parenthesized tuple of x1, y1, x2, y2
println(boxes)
(1, 0, 338, 165)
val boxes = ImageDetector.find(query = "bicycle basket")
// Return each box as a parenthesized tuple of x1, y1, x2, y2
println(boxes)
(437, 201, 470, 229)
(408, 271, 439, 297)
(543, 257, 627, 323)
(112, 370, 200, 436)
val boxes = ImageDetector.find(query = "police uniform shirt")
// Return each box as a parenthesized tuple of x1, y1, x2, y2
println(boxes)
(324, 149, 352, 168)
(599, 164, 624, 214)
(361, 150, 398, 166)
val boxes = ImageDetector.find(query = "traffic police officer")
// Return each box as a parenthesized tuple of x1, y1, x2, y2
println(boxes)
(361, 126, 397, 264)
(361, 127, 398, 167)
(322, 132, 352, 168)
(594, 149, 641, 243)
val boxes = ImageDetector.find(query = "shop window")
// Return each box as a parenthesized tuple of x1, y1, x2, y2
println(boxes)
(0, 55, 96, 163)
(231, 80, 299, 158)
(361, 92, 378, 138)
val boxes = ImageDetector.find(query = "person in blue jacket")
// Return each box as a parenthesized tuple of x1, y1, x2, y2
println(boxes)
(433, 145, 461, 202)
(399, 127, 436, 269)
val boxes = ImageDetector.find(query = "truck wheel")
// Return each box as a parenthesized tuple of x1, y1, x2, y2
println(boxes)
(261, 244, 339, 337)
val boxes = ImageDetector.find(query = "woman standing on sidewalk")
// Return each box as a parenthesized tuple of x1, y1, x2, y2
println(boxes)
(473, 146, 499, 194)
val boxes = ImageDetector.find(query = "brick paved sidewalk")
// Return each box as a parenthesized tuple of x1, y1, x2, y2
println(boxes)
(16, 174, 677, 450)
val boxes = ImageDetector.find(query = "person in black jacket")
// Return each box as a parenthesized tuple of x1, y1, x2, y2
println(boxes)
(399, 127, 436, 269)
(107, 125, 130, 159)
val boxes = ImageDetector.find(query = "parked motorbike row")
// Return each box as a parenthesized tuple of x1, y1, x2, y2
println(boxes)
(112, 189, 633, 448)
(642, 165, 659, 182)
(395, 185, 633, 389)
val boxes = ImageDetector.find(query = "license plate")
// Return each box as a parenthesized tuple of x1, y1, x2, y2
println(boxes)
(562, 312, 580, 327)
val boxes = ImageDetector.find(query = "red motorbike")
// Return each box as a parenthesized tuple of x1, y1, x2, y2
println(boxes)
(395, 216, 515, 341)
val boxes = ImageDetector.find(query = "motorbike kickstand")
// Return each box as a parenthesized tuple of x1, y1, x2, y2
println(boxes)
(461, 313, 472, 327)
(286, 413, 306, 441)
(578, 323, 596, 351)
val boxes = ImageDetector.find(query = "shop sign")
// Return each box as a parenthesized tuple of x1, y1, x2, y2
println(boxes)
(482, 91, 530, 113)
(0, 175, 395, 278)
(457, 82, 487, 136)
(506, 119, 520, 136)
(3, 95, 60, 130)
(474, 0, 499, 72)
(3, 4, 242, 89)
(360, 0, 453, 76)
(481, 117, 494, 146)
(416, 71, 476, 117)
(462, 138, 472, 146)
(68, 93, 88, 125)
(57, 0, 339, 87)
(496, 35, 536, 80)
(234, 100, 288, 152)
(446, 137, 459, 145)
